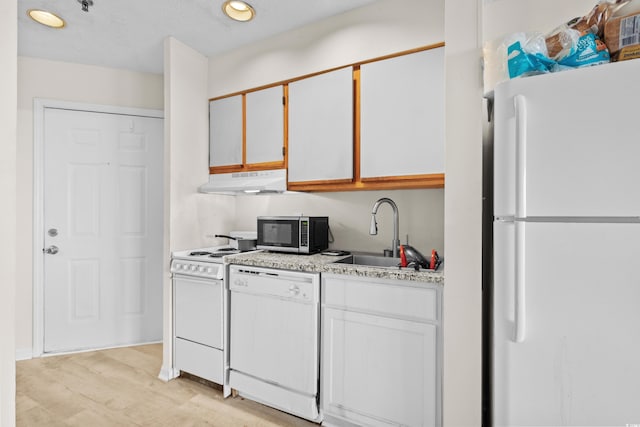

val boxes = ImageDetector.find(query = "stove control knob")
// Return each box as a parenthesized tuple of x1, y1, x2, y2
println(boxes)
(206, 267, 213, 274)
(189, 265, 196, 271)
(197, 266, 205, 272)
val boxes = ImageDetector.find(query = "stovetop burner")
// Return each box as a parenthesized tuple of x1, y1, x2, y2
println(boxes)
(189, 251, 214, 256)
(209, 252, 236, 258)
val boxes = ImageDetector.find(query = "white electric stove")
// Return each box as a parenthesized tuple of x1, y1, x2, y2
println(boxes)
(170, 239, 258, 396)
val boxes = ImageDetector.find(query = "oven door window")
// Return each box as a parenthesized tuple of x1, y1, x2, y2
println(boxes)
(259, 220, 299, 249)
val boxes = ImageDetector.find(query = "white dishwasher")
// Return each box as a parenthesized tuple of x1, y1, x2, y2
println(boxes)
(229, 265, 321, 422)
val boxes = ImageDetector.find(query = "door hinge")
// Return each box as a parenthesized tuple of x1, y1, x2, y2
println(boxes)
(282, 96, 286, 106)
(282, 146, 286, 156)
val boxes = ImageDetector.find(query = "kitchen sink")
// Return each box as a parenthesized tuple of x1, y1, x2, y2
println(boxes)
(337, 254, 402, 268)
(336, 253, 442, 271)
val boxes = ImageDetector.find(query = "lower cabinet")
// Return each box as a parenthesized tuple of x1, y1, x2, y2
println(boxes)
(321, 274, 442, 427)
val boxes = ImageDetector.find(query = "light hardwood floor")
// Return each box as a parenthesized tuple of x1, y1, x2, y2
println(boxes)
(16, 344, 318, 426)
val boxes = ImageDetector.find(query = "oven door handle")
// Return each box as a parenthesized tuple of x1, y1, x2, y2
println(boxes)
(172, 274, 223, 284)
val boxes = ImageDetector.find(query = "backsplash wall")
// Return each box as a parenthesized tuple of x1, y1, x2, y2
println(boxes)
(232, 189, 444, 256)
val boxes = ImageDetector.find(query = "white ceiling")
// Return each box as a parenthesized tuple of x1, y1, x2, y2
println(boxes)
(18, 0, 382, 74)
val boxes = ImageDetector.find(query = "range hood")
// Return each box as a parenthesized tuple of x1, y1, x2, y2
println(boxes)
(198, 169, 287, 195)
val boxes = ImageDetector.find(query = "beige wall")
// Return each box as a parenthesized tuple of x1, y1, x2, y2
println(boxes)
(208, 0, 446, 256)
(444, 0, 484, 425)
(209, 0, 445, 96)
(235, 190, 444, 256)
(16, 57, 164, 356)
(483, 0, 593, 41)
(161, 37, 236, 378)
(164, 39, 235, 252)
(1, 0, 17, 424)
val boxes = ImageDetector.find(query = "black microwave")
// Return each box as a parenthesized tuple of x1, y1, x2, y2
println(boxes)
(257, 216, 329, 254)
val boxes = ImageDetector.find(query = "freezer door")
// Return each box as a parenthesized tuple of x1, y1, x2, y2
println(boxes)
(494, 60, 640, 218)
(493, 221, 640, 426)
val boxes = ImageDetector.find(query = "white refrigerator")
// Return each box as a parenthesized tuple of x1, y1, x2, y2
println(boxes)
(493, 59, 640, 426)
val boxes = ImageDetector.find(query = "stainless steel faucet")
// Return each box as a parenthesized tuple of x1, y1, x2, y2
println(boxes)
(369, 197, 400, 257)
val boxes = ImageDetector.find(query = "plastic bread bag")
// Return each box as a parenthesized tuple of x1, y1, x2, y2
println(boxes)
(553, 32, 611, 70)
(545, 0, 629, 60)
(505, 33, 555, 78)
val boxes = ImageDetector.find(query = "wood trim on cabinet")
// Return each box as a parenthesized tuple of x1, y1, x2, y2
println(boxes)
(209, 160, 286, 175)
(288, 173, 444, 192)
(241, 94, 247, 166)
(360, 173, 444, 184)
(353, 66, 361, 183)
(283, 84, 289, 172)
(209, 164, 243, 174)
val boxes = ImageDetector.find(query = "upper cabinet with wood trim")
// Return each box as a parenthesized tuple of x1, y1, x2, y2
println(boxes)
(209, 86, 285, 174)
(209, 95, 243, 168)
(288, 67, 354, 184)
(245, 86, 285, 166)
(207, 43, 445, 191)
(360, 47, 445, 180)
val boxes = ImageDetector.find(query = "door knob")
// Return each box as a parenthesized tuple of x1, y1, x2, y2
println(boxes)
(44, 245, 59, 255)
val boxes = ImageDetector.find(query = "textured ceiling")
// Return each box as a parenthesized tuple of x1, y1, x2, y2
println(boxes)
(18, 0, 381, 74)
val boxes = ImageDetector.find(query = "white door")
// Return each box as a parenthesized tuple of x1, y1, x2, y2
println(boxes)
(43, 107, 163, 353)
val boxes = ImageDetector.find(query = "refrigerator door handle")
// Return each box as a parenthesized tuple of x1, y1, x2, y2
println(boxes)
(514, 220, 526, 343)
(514, 95, 527, 218)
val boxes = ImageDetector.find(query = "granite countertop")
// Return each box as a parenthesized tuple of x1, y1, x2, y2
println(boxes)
(224, 250, 444, 284)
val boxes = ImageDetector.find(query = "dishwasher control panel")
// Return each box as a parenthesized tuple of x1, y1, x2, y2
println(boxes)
(229, 265, 319, 303)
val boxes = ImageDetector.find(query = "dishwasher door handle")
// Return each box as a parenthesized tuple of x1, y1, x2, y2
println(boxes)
(288, 285, 300, 296)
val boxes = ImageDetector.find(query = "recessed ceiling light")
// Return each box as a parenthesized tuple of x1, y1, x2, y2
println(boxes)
(27, 9, 66, 29)
(222, 1, 255, 22)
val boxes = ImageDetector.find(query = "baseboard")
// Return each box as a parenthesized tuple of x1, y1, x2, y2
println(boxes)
(158, 364, 180, 382)
(16, 348, 33, 361)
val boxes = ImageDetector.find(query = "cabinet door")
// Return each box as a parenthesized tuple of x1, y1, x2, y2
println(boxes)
(360, 47, 444, 178)
(246, 86, 284, 165)
(322, 307, 439, 427)
(288, 67, 353, 183)
(209, 95, 243, 167)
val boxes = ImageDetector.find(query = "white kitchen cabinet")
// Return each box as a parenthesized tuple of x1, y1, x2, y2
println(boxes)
(288, 67, 353, 183)
(246, 86, 284, 165)
(209, 95, 243, 168)
(321, 274, 442, 427)
(360, 47, 445, 178)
